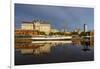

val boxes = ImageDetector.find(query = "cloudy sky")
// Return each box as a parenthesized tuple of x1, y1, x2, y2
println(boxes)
(15, 3, 94, 32)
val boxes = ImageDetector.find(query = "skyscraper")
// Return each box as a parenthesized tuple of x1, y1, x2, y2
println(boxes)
(84, 24, 87, 32)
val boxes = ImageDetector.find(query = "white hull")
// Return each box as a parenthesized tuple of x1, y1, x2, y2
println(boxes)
(32, 36, 72, 41)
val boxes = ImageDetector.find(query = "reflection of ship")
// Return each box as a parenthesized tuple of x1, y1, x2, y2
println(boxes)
(32, 35, 72, 41)
(17, 43, 52, 55)
(15, 41, 72, 49)
(15, 41, 72, 55)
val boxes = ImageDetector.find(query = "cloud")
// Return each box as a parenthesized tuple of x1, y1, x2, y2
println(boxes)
(15, 4, 94, 31)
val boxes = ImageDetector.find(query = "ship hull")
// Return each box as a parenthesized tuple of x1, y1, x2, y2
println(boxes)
(32, 36, 72, 41)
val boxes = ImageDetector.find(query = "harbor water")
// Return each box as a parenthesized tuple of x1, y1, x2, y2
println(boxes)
(15, 40, 94, 65)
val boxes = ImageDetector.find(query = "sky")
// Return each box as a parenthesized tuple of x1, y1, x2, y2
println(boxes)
(15, 3, 94, 32)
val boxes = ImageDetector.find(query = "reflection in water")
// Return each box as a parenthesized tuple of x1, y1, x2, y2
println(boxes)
(15, 40, 94, 65)
(72, 38, 94, 52)
(82, 46, 90, 52)
(34, 44, 51, 55)
(81, 41, 92, 52)
(16, 41, 72, 55)
(21, 49, 34, 54)
(20, 44, 51, 55)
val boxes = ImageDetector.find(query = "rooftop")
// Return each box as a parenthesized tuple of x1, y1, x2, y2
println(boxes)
(22, 19, 50, 24)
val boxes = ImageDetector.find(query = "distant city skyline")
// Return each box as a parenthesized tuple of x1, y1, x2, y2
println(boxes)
(15, 4, 94, 32)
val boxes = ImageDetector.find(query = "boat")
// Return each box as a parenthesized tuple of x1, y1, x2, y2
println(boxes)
(31, 35, 72, 41)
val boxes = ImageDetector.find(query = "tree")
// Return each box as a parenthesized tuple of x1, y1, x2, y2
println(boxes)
(80, 32, 87, 36)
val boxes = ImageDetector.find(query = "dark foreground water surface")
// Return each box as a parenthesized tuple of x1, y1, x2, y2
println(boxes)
(15, 41, 94, 65)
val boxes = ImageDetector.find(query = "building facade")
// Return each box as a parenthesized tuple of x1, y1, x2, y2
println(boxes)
(84, 24, 88, 32)
(21, 22, 34, 30)
(33, 21, 51, 35)
(51, 29, 59, 32)
(21, 20, 51, 35)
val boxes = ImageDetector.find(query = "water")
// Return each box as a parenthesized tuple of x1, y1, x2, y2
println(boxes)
(15, 40, 94, 65)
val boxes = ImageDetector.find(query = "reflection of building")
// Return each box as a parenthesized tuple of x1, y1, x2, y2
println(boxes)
(19, 43, 52, 55)
(34, 44, 51, 55)
(21, 49, 34, 54)
(21, 20, 51, 35)
(16, 41, 72, 55)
